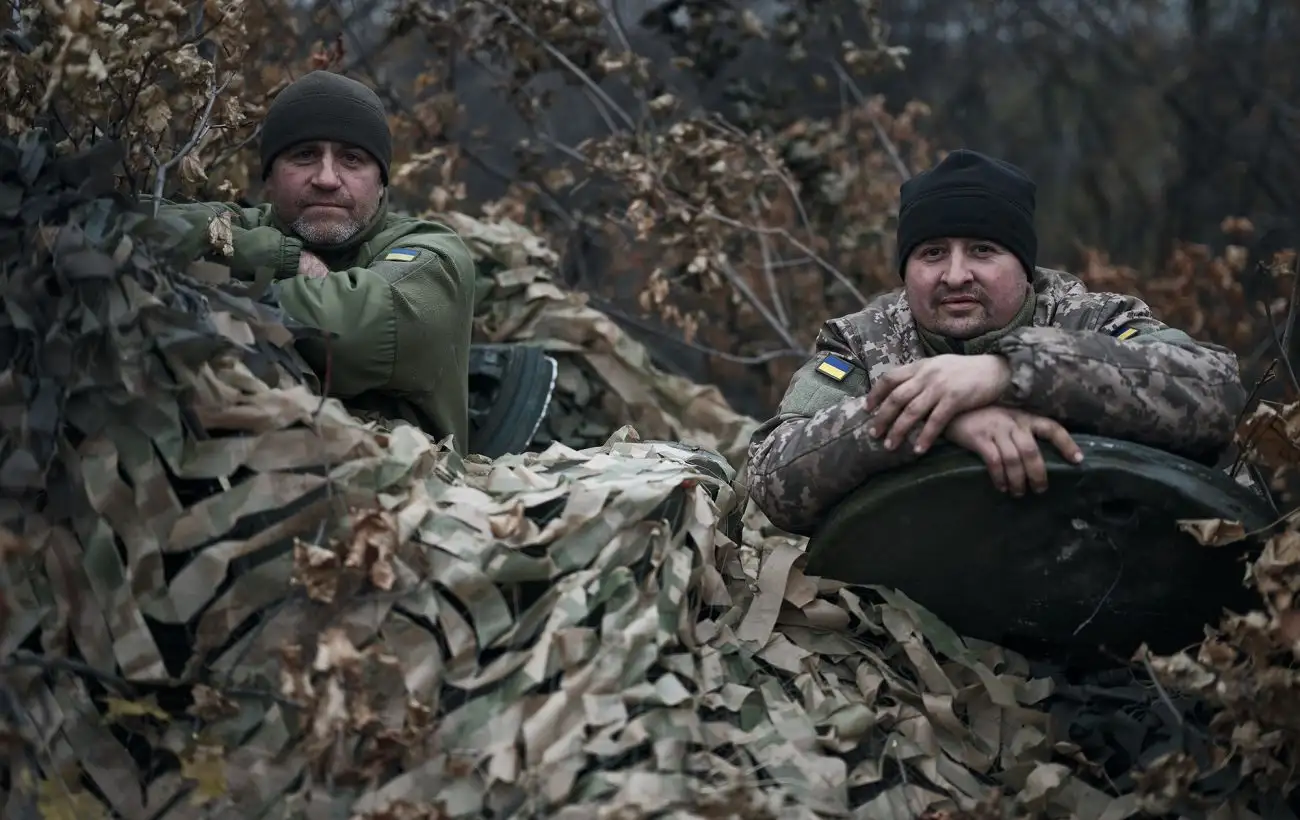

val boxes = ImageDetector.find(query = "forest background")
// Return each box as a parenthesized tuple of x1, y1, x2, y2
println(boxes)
(6, 0, 1298, 419)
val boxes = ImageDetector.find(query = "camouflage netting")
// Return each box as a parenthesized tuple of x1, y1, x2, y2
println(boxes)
(4, 130, 1300, 820)
(451, 211, 760, 469)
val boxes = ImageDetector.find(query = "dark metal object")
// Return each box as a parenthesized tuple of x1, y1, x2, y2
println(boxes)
(467, 344, 558, 458)
(804, 435, 1277, 660)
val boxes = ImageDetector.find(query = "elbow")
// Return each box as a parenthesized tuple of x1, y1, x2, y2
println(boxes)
(745, 432, 819, 537)
(1159, 353, 1247, 462)
(1198, 375, 1248, 457)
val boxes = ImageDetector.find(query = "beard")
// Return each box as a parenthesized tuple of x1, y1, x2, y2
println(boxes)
(290, 196, 380, 246)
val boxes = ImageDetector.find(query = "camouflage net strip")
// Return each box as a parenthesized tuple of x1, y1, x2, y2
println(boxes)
(450, 212, 760, 469)
(1, 132, 1293, 820)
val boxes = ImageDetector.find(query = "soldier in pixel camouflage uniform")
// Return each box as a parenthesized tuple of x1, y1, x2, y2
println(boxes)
(747, 149, 1247, 536)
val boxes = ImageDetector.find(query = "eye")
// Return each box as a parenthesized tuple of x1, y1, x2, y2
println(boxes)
(970, 243, 998, 255)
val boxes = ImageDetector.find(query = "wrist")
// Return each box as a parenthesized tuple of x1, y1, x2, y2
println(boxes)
(277, 234, 304, 280)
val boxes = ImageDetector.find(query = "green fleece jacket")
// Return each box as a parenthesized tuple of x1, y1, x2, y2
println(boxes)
(156, 195, 477, 454)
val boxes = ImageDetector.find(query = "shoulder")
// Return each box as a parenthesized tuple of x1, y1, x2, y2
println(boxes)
(371, 214, 475, 276)
(823, 286, 919, 375)
(1033, 266, 1152, 333)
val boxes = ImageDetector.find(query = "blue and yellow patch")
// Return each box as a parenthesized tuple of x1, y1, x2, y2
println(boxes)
(816, 353, 854, 382)
(384, 247, 420, 262)
(1111, 325, 1141, 341)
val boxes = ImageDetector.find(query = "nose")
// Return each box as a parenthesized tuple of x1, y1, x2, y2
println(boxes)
(941, 248, 974, 286)
(310, 154, 343, 189)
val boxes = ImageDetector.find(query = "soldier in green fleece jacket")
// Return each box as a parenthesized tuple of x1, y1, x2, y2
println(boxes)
(157, 71, 477, 454)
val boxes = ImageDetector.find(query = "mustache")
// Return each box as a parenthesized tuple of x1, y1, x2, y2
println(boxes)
(299, 198, 354, 208)
(931, 286, 988, 305)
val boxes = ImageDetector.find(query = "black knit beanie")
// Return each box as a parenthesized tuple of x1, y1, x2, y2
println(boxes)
(895, 149, 1037, 279)
(259, 71, 392, 184)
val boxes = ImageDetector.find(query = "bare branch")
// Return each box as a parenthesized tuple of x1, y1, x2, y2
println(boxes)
(481, 0, 637, 132)
(590, 297, 806, 365)
(716, 257, 808, 354)
(702, 207, 871, 308)
(147, 74, 234, 216)
(830, 59, 911, 181)
(750, 194, 790, 329)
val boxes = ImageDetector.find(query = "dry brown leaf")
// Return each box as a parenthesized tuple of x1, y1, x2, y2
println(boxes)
(103, 695, 171, 723)
(1177, 518, 1249, 547)
(345, 508, 399, 591)
(294, 537, 341, 603)
(179, 743, 228, 805)
(207, 210, 234, 257)
(1236, 401, 1300, 470)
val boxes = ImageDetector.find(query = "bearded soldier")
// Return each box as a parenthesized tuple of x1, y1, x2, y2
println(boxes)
(157, 71, 477, 454)
(747, 149, 1247, 536)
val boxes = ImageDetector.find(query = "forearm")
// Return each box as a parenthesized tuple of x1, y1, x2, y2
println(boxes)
(150, 200, 300, 279)
(994, 327, 1246, 459)
(747, 395, 922, 536)
(275, 267, 395, 397)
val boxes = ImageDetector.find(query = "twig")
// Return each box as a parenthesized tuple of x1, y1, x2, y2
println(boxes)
(1140, 650, 1185, 727)
(749, 195, 790, 329)
(206, 122, 264, 172)
(1230, 360, 1277, 478)
(583, 86, 622, 135)
(830, 59, 911, 180)
(146, 75, 234, 216)
(482, 0, 637, 131)
(1280, 252, 1300, 354)
(1267, 308, 1299, 393)
(701, 207, 870, 307)
(716, 257, 808, 354)
(705, 117, 822, 248)
(589, 296, 806, 364)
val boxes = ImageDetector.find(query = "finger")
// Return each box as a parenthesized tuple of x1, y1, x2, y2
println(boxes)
(1032, 418, 1084, 464)
(1012, 426, 1049, 493)
(913, 396, 958, 453)
(977, 437, 1007, 493)
(882, 383, 939, 449)
(869, 376, 926, 441)
(865, 363, 915, 412)
(994, 430, 1027, 497)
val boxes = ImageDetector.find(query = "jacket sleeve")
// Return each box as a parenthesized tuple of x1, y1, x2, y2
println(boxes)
(991, 294, 1247, 462)
(275, 236, 474, 416)
(149, 199, 301, 279)
(745, 324, 924, 536)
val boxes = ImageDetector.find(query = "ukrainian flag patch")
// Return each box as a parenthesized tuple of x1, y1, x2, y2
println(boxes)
(384, 247, 420, 262)
(1112, 325, 1141, 341)
(816, 353, 853, 382)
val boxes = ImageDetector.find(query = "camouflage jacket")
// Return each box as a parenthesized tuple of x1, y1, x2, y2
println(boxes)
(746, 267, 1248, 536)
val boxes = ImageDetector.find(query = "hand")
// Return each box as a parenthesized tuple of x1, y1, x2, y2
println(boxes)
(944, 406, 1083, 496)
(865, 353, 1012, 453)
(299, 250, 329, 279)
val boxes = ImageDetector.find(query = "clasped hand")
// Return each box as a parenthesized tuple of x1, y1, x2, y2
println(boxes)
(299, 250, 329, 279)
(864, 353, 1082, 496)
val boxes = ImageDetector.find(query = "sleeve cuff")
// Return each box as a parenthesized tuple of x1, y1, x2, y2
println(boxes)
(992, 332, 1033, 407)
(276, 234, 303, 280)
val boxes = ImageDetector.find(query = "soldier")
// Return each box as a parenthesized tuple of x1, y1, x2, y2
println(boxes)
(157, 71, 477, 454)
(747, 149, 1247, 536)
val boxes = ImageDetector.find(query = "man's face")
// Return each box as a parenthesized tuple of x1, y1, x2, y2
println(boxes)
(264, 140, 384, 246)
(904, 237, 1029, 339)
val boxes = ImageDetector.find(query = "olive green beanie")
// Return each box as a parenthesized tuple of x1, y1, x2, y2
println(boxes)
(259, 71, 392, 183)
